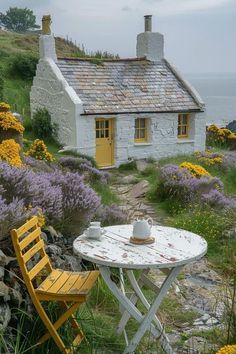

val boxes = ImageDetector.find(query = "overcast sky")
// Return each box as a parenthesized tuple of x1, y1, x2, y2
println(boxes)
(1, 0, 236, 74)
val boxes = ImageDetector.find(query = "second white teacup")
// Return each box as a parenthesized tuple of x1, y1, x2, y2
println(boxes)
(84, 226, 104, 240)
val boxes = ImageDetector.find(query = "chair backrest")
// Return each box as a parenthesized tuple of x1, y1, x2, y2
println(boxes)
(11, 216, 53, 295)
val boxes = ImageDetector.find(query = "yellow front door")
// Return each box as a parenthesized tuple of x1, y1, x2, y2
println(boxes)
(95, 118, 114, 167)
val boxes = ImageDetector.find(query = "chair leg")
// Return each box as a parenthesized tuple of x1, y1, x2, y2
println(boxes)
(39, 301, 84, 352)
(33, 298, 68, 353)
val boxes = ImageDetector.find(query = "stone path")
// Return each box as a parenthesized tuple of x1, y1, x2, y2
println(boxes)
(110, 174, 163, 224)
(110, 170, 225, 354)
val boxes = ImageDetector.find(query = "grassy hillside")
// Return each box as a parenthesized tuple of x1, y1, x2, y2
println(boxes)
(0, 30, 87, 117)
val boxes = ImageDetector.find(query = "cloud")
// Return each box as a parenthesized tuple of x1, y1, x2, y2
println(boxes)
(141, 0, 233, 15)
(121, 6, 133, 12)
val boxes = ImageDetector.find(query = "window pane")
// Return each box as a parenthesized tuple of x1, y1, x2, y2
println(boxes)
(182, 126, 187, 135)
(96, 121, 99, 129)
(135, 119, 139, 128)
(182, 115, 188, 124)
(105, 130, 109, 138)
(105, 120, 109, 129)
(178, 115, 182, 125)
(140, 129, 145, 139)
(178, 127, 181, 136)
(140, 119, 145, 128)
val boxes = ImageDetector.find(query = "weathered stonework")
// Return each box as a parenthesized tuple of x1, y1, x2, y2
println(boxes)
(77, 113, 206, 166)
(30, 58, 83, 146)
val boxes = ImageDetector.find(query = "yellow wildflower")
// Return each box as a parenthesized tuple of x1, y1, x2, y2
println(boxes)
(0, 139, 22, 167)
(26, 139, 55, 162)
(0, 111, 24, 134)
(180, 162, 210, 178)
(0, 102, 11, 112)
(216, 344, 236, 354)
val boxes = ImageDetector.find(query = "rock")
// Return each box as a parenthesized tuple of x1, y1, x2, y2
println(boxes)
(122, 175, 139, 184)
(184, 336, 209, 353)
(40, 231, 48, 243)
(45, 244, 62, 256)
(0, 266, 4, 280)
(64, 255, 82, 272)
(206, 317, 219, 326)
(9, 287, 23, 305)
(0, 303, 11, 330)
(136, 160, 149, 173)
(0, 281, 10, 301)
(46, 226, 62, 242)
(129, 180, 150, 198)
(226, 120, 236, 133)
(0, 250, 15, 266)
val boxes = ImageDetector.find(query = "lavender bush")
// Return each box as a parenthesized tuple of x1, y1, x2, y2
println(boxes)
(0, 161, 101, 235)
(59, 156, 110, 184)
(158, 164, 235, 209)
(95, 204, 128, 226)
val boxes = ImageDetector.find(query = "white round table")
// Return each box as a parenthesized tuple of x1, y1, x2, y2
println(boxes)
(73, 225, 207, 354)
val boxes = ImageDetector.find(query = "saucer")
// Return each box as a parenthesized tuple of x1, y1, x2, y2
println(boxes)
(129, 236, 155, 245)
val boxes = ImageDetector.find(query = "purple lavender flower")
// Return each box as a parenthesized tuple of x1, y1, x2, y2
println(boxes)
(95, 204, 127, 226)
(201, 189, 236, 209)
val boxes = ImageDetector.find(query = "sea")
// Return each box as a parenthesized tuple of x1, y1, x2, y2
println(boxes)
(186, 73, 236, 127)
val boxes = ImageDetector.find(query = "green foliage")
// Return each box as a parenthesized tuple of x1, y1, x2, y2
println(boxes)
(93, 182, 120, 205)
(118, 160, 137, 171)
(8, 53, 38, 80)
(0, 66, 4, 100)
(32, 108, 58, 140)
(0, 7, 39, 33)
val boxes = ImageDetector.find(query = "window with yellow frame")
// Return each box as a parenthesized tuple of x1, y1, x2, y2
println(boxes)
(134, 118, 148, 143)
(178, 113, 190, 138)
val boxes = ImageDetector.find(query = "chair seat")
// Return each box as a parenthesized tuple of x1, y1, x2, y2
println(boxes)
(36, 269, 99, 301)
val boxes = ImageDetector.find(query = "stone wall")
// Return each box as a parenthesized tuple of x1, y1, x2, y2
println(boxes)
(30, 58, 83, 146)
(77, 112, 206, 166)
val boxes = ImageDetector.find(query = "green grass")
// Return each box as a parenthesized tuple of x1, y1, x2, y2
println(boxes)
(92, 182, 120, 205)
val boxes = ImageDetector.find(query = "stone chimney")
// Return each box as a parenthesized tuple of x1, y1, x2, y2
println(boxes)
(39, 15, 57, 62)
(136, 15, 164, 62)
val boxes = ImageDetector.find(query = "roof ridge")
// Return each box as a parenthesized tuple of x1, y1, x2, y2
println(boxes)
(57, 56, 147, 62)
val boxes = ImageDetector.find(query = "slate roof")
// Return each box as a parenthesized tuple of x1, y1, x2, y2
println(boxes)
(57, 58, 202, 115)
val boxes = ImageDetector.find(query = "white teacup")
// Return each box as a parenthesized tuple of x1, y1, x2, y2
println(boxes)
(84, 226, 104, 240)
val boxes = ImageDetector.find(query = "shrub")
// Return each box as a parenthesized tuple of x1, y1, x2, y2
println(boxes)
(194, 150, 223, 166)
(0, 162, 101, 235)
(0, 139, 22, 167)
(0, 104, 24, 134)
(157, 164, 235, 209)
(95, 204, 127, 226)
(0, 66, 4, 101)
(0, 194, 43, 246)
(59, 150, 97, 168)
(8, 53, 38, 80)
(170, 205, 231, 240)
(118, 160, 137, 171)
(25, 139, 54, 162)
(207, 124, 236, 148)
(216, 345, 236, 354)
(32, 108, 58, 140)
(180, 161, 210, 178)
(59, 156, 110, 184)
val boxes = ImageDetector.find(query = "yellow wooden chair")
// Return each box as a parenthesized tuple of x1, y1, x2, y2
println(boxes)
(11, 216, 99, 353)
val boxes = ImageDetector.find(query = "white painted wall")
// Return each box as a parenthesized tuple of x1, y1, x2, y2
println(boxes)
(80, 112, 206, 166)
(30, 58, 83, 146)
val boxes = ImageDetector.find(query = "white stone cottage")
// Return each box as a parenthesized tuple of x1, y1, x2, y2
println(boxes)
(30, 15, 205, 168)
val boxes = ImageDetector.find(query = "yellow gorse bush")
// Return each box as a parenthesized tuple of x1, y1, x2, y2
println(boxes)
(207, 124, 236, 145)
(180, 162, 211, 178)
(194, 151, 223, 166)
(216, 345, 236, 354)
(0, 102, 11, 112)
(26, 139, 55, 162)
(0, 139, 22, 167)
(0, 111, 25, 134)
